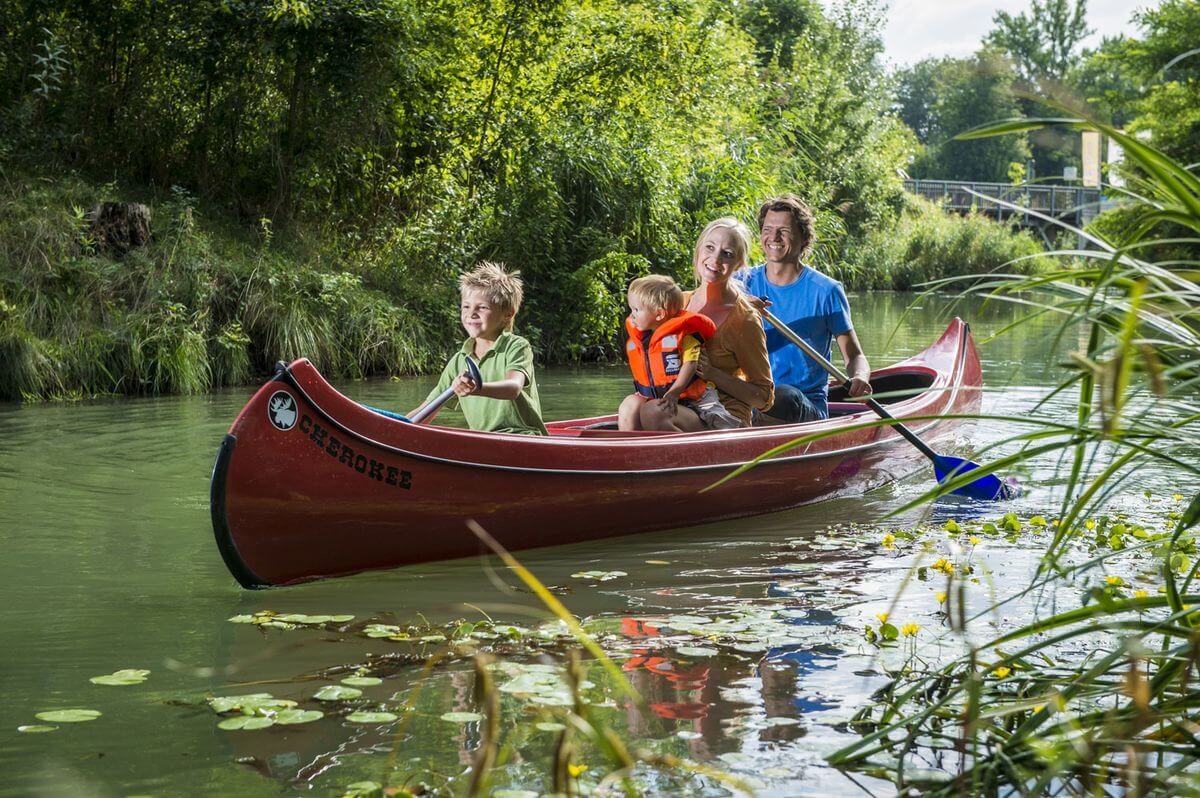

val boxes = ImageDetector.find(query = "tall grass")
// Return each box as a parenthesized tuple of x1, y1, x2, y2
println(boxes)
(829, 115, 1200, 796)
(0, 171, 448, 400)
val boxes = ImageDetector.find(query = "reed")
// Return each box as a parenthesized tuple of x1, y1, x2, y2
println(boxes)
(829, 114, 1200, 796)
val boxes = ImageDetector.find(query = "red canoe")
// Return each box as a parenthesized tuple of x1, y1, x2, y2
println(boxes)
(211, 318, 982, 587)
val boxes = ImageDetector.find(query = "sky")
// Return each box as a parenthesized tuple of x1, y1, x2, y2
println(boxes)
(880, 0, 1145, 68)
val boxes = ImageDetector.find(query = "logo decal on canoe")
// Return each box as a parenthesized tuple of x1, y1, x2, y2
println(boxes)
(268, 391, 298, 431)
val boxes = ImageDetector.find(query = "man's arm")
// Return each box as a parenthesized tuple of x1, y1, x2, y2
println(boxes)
(836, 329, 872, 399)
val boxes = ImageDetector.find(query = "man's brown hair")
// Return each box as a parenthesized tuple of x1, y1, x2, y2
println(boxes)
(757, 193, 816, 260)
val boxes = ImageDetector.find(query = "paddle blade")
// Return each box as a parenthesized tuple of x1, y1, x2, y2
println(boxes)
(933, 455, 1012, 501)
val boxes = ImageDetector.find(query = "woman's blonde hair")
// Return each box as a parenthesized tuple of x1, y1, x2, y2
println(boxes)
(459, 261, 523, 331)
(692, 217, 752, 284)
(627, 274, 684, 316)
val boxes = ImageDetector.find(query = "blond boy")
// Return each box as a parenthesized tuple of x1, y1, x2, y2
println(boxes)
(411, 262, 547, 435)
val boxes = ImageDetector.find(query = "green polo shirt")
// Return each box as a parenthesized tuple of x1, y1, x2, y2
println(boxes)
(424, 332, 548, 436)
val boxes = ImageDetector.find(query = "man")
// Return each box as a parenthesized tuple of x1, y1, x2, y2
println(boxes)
(739, 194, 872, 423)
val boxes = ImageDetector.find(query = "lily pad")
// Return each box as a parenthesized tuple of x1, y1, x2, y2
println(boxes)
(274, 709, 324, 725)
(346, 711, 398, 723)
(218, 715, 275, 730)
(341, 676, 382, 687)
(364, 624, 402, 638)
(535, 721, 566, 732)
(17, 724, 57, 733)
(314, 685, 362, 701)
(90, 668, 150, 686)
(440, 711, 483, 723)
(207, 694, 296, 714)
(34, 709, 100, 723)
(330, 615, 356, 623)
(676, 645, 718, 657)
(570, 570, 627, 581)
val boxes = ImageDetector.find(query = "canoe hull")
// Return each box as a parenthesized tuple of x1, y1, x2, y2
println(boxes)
(212, 319, 982, 587)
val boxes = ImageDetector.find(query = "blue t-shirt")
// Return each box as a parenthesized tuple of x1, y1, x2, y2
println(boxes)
(737, 264, 853, 416)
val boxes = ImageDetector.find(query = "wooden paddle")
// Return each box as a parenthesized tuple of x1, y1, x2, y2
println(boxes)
(370, 356, 483, 424)
(757, 303, 1010, 501)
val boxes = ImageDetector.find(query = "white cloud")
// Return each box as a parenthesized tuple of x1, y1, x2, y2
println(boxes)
(878, 0, 1145, 68)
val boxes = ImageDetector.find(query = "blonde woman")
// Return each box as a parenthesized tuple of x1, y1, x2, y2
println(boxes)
(682, 217, 774, 428)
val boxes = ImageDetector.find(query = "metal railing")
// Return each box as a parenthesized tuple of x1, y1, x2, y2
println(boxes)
(903, 179, 1102, 225)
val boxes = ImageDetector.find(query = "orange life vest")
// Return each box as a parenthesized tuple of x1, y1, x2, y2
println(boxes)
(624, 311, 717, 401)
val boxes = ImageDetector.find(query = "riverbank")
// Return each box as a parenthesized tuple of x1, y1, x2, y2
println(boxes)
(0, 171, 1053, 402)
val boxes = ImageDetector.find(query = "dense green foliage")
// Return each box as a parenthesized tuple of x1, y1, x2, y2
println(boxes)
(0, 0, 1046, 399)
(841, 196, 1051, 290)
(900, 52, 1032, 182)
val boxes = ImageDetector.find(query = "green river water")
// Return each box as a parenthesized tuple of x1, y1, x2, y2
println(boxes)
(0, 292, 1187, 797)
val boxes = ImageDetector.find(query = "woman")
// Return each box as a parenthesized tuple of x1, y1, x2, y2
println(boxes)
(643, 216, 772, 429)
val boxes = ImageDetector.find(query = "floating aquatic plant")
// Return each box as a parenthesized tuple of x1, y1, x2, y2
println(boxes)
(89, 668, 149, 686)
(34, 709, 100, 723)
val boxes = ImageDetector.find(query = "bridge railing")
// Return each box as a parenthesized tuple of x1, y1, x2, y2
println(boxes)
(903, 179, 1101, 221)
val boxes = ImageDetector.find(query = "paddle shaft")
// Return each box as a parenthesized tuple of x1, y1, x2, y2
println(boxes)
(757, 305, 941, 463)
(409, 356, 482, 424)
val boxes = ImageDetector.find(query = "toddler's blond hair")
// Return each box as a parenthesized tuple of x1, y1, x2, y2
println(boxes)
(627, 274, 684, 317)
(459, 261, 523, 331)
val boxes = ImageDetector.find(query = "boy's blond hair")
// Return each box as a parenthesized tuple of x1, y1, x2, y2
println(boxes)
(628, 274, 684, 317)
(459, 261, 523, 331)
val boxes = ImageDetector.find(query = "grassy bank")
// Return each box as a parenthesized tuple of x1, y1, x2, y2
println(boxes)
(0, 169, 1054, 401)
(0, 171, 450, 401)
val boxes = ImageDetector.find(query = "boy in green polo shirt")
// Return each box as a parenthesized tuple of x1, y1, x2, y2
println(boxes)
(411, 262, 548, 435)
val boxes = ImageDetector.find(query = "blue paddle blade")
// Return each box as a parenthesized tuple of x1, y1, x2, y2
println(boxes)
(933, 455, 1012, 501)
(364, 404, 412, 423)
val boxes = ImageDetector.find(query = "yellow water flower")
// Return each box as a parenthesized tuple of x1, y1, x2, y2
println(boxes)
(932, 558, 955, 574)
(1084, 519, 1096, 530)
(934, 591, 947, 604)
(881, 533, 895, 549)
(1051, 519, 1060, 526)
(969, 536, 982, 546)
(568, 763, 588, 778)
(1175, 493, 1184, 501)
(901, 623, 919, 637)
(1134, 589, 1149, 599)
(992, 666, 1011, 678)
(1105, 575, 1124, 586)
(876, 612, 889, 624)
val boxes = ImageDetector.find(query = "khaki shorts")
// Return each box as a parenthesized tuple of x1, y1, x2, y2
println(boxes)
(681, 384, 744, 430)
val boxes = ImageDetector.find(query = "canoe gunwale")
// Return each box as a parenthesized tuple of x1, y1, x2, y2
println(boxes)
(265, 323, 970, 477)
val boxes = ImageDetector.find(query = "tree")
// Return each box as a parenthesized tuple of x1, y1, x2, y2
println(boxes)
(902, 53, 1031, 183)
(985, 0, 1093, 82)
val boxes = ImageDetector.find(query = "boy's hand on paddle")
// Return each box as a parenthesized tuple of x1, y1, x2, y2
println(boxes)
(451, 371, 479, 397)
